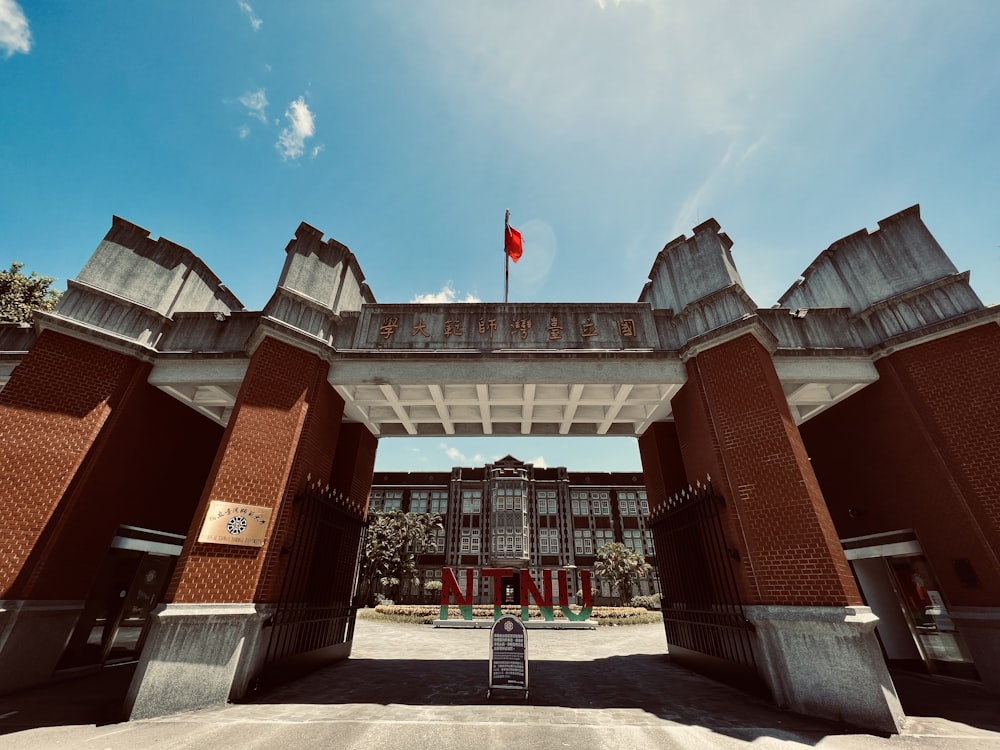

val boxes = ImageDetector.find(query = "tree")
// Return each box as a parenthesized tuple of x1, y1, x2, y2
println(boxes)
(0, 262, 62, 323)
(357, 510, 443, 605)
(594, 542, 653, 606)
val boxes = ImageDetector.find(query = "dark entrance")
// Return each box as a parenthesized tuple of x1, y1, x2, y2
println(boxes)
(57, 526, 183, 670)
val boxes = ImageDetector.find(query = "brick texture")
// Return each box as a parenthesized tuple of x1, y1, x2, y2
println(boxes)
(674, 333, 861, 607)
(17, 380, 222, 600)
(637, 421, 688, 516)
(0, 331, 145, 596)
(801, 323, 1000, 608)
(330, 423, 378, 512)
(167, 337, 348, 604)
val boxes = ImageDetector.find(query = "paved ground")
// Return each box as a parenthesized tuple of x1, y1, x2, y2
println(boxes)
(0, 618, 998, 749)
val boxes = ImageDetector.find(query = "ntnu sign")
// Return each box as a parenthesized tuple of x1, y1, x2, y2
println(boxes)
(439, 567, 594, 621)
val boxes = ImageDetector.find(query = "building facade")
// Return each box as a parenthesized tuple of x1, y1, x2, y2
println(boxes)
(368, 456, 658, 605)
(0, 205, 997, 733)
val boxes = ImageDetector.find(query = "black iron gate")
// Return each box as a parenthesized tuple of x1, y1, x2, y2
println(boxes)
(260, 482, 365, 686)
(649, 480, 759, 687)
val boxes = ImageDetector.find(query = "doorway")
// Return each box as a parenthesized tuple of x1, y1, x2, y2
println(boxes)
(57, 526, 183, 670)
(843, 530, 980, 681)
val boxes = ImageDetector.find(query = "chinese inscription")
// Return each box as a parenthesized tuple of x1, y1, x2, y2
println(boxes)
(372, 313, 641, 346)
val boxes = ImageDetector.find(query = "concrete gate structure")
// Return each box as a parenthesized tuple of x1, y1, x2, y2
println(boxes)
(1, 206, 998, 732)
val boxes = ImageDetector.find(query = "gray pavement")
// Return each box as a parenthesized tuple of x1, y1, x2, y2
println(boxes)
(0, 617, 998, 749)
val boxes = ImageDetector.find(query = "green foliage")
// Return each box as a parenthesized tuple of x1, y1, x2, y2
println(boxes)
(629, 593, 662, 610)
(357, 510, 443, 606)
(594, 542, 653, 606)
(0, 262, 62, 323)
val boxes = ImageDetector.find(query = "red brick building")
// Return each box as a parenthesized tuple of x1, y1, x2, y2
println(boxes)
(0, 206, 996, 731)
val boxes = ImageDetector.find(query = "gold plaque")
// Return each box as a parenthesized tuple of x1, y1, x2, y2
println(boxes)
(197, 500, 273, 547)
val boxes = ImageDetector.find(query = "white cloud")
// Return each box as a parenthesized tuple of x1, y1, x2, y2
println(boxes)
(276, 97, 316, 161)
(528, 455, 548, 469)
(238, 1, 262, 31)
(238, 125, 250, 139)
(440, 443, 485, 464)
(311, 144, 325, 158)
(411, 284, 481, 304)
(239, 88, 268, 122)
(0, 0, 31, 58)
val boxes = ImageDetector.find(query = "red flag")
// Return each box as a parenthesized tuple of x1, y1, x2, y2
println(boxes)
(505, 222, 523, 263)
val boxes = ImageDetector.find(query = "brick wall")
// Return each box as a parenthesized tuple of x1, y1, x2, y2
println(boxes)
(22, 382, 223, 600)
(0, 331, 145, 596)
(330, 423, 378, 512)
(675, 333, 861, 607)
(167, 337, 345, 604)
(637, 421, 687, 516)
(801, 323, 1000, 607)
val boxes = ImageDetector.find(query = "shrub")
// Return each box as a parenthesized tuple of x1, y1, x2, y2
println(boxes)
(628, 594, 662, 610)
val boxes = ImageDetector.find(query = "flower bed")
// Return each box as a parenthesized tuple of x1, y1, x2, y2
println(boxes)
(357, 604, 663, 626)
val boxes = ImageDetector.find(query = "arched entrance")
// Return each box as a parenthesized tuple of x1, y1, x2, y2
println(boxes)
(1, 207, 997, 733)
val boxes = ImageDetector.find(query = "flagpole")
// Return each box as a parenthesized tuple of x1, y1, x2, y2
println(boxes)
(504, 209, 510, 304)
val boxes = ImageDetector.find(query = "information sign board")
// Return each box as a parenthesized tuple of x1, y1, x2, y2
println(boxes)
(488, 614, 528, 699)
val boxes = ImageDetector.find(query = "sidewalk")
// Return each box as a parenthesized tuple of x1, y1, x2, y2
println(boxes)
(0, 618, 997, 749)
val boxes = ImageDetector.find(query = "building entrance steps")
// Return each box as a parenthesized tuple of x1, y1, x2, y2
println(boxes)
(1, 619, 999, 749)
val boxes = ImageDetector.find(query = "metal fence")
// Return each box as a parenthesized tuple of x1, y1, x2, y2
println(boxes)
(649, 481, 756, 670)
(261, 482, 365, 682)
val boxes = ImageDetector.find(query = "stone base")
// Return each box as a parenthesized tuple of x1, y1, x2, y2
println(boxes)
(0, 600, 83, 695)
(123, 603, 272, 720)
(950, 606, 1000, 692)
(746, 605, 904, 734)
(434, 619, 597, 630)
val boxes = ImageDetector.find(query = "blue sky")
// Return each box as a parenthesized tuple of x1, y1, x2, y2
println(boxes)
(2, 1, 998, 473)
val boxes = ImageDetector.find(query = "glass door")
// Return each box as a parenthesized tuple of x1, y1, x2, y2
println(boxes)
(886, 555, 979, 681)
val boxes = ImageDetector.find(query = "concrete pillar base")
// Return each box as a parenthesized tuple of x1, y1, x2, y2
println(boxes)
(950, 607, 1000, 693)
(124, 603, 273, 720)
(0, 600, 82, 695)
(745, 604, 904, 734)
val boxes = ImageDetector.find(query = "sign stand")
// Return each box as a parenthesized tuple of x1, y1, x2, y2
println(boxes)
(487, 614, 528, 700)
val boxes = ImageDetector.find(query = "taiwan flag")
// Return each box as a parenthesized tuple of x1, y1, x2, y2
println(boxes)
(505, 221, 523, 263)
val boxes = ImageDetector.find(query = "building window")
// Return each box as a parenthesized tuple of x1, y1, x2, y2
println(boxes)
(430, 491, 448, 514)
(574, 529, 593, 555)
(462, 490, 482, 514)
(591, 493, 611, 515)
(595, 528, 614, 551)
(410, 491, 429, 514)
(538, 528, 559, 555)
(382, 491, 402, 512)
(571, 497, 589, 516)
(460, 528, 480, 553)
(537, 490, 557, 515)
(623, 529, 643, 554)
(639, 498, 650, 516)
(618, 492, 638, 516)
(644, 530, 655, 556)
(370, 491, 383, 513)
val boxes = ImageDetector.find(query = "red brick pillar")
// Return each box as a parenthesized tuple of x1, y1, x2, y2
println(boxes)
(0, 330, 147, 692)
(126, 336, 361, 719)
(637, 422, 687, 516)
(802, 322, 1000, 691)
(670, 330, 902, 732)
